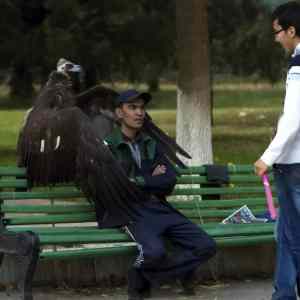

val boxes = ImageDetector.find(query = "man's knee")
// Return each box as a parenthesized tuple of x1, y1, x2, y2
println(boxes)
(193, 237, 217, 259)
(143, 246, 166, 266)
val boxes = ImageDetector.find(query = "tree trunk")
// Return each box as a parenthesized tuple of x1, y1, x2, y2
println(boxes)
(176, 0, 213, 165)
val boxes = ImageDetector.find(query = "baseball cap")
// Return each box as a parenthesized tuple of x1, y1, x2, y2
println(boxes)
(116, 89, 152, 105)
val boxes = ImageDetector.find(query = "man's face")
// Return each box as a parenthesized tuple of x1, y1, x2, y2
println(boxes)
(116, 99, 146, 131)
(273, 19, 296, 52)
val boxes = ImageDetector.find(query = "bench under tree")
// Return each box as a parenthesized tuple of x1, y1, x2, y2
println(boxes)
(0, 164, 276, 300)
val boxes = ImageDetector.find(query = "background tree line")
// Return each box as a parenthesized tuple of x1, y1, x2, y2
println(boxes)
(0, 0, 286, 105)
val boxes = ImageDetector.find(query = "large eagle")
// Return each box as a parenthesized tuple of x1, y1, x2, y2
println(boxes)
(17, 59, 191, 225)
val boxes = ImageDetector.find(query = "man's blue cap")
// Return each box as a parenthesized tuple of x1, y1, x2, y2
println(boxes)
(116, 89, 152, 105)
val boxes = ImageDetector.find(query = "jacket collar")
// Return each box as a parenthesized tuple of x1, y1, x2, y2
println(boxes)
(292, 43, 300, 57)
(105, 127, 152, 148)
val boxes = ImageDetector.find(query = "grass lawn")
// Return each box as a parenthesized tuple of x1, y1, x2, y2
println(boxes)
(149, 83, 283, 164)
(0, 110, 25, 165)
(0, 82, 283, 166)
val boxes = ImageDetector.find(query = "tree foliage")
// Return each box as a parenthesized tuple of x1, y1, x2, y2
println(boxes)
(0, 0, 289, 103)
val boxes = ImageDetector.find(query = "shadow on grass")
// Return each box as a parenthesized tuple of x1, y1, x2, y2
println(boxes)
(0, 148, 17, 166)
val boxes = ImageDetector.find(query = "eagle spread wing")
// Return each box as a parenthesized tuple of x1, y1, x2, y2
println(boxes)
(17, 69, 191, 225)
(18, 71, 146, 223)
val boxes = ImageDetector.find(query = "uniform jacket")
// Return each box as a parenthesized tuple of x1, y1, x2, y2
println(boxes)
(96, 127, 177, 228)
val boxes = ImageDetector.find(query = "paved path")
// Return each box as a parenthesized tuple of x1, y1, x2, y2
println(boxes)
(0, 278, 274, 299)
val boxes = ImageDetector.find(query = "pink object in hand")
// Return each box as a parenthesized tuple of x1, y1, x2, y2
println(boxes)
(262, 174, 277, 220)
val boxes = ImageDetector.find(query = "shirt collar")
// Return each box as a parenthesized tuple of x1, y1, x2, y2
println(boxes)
(106, 127, 151, 148)
(292, 43, 300, 57)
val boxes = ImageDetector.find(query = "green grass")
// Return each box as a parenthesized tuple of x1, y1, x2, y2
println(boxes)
(148, 84, 283, 164)
(0, 83, 283, 166)
(211, 87, 282, 163)
(0, 110, 24, 165)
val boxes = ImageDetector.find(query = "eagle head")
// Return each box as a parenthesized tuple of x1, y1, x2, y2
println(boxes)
(56, 58, 83, 94)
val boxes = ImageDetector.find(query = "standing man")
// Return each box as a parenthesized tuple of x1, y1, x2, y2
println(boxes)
(254, 2, 300, 299)
(105, 89, 216, 300)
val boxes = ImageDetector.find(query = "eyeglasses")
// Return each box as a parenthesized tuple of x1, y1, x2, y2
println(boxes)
(273, 28, 285, 35)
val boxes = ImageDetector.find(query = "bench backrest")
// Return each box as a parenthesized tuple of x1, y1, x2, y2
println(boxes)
(0, 165, 276, 230)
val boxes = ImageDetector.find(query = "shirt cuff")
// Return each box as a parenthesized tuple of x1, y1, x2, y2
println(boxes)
(260, 153, 274, 167)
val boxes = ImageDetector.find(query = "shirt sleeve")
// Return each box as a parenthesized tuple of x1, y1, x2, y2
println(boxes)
(260, 67, 300, 166)
(138, 143, 177, 196)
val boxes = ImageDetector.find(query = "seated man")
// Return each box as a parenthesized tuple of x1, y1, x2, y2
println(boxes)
(105, 89, 217, 300)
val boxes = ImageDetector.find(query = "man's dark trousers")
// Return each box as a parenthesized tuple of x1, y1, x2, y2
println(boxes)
(272, 164, 300, 300)
(124, 198, 217, 292)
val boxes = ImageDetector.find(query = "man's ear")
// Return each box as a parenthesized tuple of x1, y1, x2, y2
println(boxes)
(115, 107, 123, 119)
(288, 26, 296, 37)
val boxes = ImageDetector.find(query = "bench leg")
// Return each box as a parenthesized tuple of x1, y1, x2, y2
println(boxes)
(0, 231, 40, 300)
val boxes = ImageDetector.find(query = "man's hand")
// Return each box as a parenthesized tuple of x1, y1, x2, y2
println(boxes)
(254, 159, 268, 176)
(152, 164, 166, 176)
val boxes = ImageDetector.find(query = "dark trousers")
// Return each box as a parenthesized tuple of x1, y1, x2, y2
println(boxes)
(272, 164, 300, 300)
(124, 199, 217, 292)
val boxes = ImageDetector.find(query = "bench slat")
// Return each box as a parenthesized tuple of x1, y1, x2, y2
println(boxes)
(40, 234, 275, 261)
(1, 197, 273, 214)
(171, 198, 276, 208)
(2, 204, 93, 214)
(0, 165, 262, 177)
(0, 175, 272, 188)
(8, 222, 274, 236)
(0, 180, 28, 188)
(175, 165, 257, 175)
(177, 175, 273, 184)
(4, 213, 96, 225)
(182, 208, 266, 218)
(4, 207, 268, 225)
(40, 232, 129, 244)
(37, 225, 274, 245)
(172, 187, 269, 195)
(0, 186, 269, 200)
(217, 234, 274, 247)
(0, 191, 83, 200)
(40, 245, 136, 260)
(0, 167, 26, 176)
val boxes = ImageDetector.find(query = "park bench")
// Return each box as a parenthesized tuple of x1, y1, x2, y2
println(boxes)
(0, 164, 276, 300)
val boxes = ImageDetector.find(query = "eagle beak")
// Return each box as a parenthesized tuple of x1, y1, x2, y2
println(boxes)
(68, 64, 81, 73)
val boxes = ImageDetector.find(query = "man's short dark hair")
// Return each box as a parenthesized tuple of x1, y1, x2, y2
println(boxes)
(272, 1, 300, 36)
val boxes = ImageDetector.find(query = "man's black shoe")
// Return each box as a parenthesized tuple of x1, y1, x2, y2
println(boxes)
(180, 277, 196, 296)
(181, 286, 196, 296)
(140, 286, 151, 298)
(128, 289, 144, 300)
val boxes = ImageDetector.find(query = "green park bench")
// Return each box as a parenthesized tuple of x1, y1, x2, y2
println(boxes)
(0, 164, 276, 300)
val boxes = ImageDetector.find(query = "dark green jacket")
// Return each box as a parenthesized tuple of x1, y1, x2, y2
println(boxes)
(105, 127, 177, 198)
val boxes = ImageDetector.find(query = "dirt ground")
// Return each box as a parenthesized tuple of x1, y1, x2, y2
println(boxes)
(0, 278, 274, 300)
